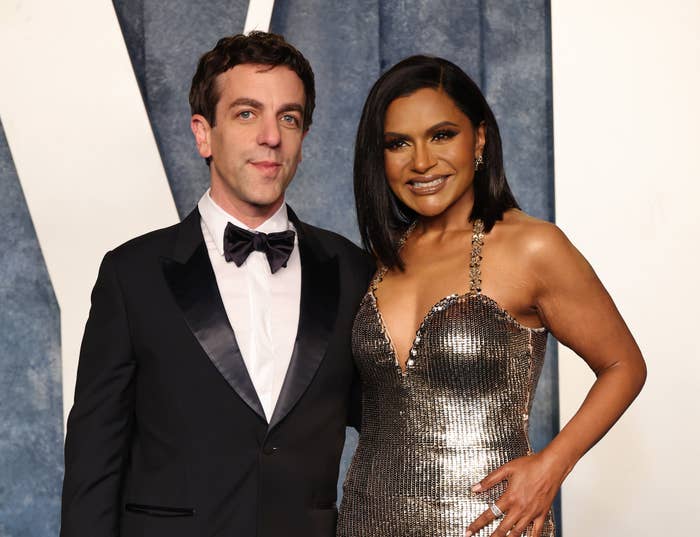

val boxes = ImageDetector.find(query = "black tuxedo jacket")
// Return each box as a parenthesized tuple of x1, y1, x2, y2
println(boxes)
(60, 207, 374, 537)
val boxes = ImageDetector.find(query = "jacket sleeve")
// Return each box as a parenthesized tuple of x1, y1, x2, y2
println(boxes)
(348, 366, 363, 431)
(347, 251, 376, 432)
(60, 251, 136, 537)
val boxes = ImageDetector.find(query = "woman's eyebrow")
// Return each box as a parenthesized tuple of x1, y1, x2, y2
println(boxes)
(384, 121, 460, 138)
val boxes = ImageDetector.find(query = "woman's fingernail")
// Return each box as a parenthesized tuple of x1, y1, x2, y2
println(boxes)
(471, 483, 482, 492)
(466, 532, 473, 537)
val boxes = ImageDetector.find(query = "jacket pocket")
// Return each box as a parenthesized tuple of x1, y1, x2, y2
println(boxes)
(124, 503, 195, 517)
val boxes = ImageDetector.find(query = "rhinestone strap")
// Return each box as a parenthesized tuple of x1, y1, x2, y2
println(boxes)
(371, 221, 417, 291)
(469, 219, 485, 294)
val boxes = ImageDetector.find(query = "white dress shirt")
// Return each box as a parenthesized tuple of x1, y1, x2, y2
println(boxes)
(198, 190, 301, 421)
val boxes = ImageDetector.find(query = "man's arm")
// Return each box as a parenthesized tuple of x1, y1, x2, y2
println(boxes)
(60, 251, 136, 537)
(347, 250, 376, 431)
(347, 365, 362, 431)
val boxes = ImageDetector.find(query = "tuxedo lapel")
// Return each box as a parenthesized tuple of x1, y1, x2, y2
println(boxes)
(269, 209, 339, 430)
(161, 209, 266, 422)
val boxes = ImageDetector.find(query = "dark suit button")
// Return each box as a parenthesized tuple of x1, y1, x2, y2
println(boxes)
(262, 446, 278, 455)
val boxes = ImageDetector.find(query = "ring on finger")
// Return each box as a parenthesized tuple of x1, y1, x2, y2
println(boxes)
(490, 503, 505, 519)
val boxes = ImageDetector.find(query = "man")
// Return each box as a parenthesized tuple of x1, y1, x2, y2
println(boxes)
(61, 32, 373, 537)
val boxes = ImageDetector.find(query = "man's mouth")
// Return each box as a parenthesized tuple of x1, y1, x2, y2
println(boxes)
(250, 160, 282, 176)
(251, 160, 282, 169)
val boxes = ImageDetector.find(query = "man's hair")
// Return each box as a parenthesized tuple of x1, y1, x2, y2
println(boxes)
(189, 31, 315, 130)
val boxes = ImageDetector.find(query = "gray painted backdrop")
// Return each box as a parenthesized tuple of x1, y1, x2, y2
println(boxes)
(0, 120, 63, 536)
(0, 1, 557, 534)
(267, 1, 559, 527)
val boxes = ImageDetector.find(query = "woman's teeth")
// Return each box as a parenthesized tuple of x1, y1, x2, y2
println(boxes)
(411, 176, 446, 189)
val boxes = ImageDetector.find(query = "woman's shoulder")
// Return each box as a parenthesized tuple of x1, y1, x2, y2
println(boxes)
(493, 209, 575, 264)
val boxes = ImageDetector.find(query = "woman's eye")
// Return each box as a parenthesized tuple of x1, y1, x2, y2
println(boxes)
(384, 139, 407, 150)
(432, 130, 457, 141)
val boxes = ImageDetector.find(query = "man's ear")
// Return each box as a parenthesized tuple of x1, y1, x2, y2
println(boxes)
(191, 114, 212, 159)
(299, 127, 310, 163)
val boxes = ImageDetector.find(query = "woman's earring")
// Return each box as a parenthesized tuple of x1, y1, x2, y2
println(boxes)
(474, 154, 484, 171)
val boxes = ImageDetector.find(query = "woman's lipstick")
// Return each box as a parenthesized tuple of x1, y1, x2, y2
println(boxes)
(406, 174, 449, 195)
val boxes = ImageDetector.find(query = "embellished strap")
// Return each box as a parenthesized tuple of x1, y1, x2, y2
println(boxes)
(469, 219, 485, 294)
(372, 221, 417, 292)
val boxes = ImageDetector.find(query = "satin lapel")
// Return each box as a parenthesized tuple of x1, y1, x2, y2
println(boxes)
(269, 213, 340, 430)
(161, 209, 266, 422)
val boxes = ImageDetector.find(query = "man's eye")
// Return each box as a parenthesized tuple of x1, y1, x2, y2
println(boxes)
(238, 110, 253, 119)
(281, 114, 300, 126)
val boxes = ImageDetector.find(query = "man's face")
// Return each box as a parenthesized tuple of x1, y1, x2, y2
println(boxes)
(191, 64, 306, 221)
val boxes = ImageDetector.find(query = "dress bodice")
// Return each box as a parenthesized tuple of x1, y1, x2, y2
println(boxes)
(337, 220, 555, 537)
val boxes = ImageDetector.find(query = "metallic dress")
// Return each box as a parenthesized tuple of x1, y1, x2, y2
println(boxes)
(337, 220, 555, 537)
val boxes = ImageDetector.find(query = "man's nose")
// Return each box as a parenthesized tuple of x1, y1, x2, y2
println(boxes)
(257, 116, 281, 147)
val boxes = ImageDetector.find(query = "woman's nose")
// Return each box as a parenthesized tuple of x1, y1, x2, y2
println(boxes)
(411, 142, 437, 173)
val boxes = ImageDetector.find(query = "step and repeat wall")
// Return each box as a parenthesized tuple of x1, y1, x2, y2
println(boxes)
(1, 1, 696, 535)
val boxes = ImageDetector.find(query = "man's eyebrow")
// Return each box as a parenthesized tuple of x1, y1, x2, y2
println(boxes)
(228, 99, 303, 115)
(229, 98, 263, 109)
(278, 103, 304, 115)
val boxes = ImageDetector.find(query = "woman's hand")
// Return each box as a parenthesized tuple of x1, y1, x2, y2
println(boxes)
(465, 451, 568, 537)
(462, 220, 646, 536)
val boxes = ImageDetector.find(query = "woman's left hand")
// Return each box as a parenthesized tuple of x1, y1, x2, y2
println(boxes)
(465, 451, 567, 537)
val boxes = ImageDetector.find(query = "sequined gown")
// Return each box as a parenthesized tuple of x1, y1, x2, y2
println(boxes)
(337, 220, 555, 537)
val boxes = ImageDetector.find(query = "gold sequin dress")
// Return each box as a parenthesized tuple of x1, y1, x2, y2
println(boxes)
(337, 220, 555, 537)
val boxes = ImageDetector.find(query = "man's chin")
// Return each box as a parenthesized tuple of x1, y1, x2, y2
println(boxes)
(245, 194, 286, 212)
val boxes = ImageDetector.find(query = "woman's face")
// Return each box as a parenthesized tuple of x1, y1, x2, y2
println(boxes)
(383, 88, 485, 219)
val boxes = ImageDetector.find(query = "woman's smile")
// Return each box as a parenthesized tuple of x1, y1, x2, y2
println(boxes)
(382, 88, 485, 220)
(406, 174, 450, 195)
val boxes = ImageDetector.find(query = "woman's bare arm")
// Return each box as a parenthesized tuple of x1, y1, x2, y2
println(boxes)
(466, 223, 646, 537)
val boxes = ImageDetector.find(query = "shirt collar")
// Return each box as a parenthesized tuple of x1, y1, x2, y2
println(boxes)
(198, 189, 292, 256)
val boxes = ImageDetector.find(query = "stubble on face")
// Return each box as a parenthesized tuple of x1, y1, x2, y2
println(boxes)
(205, 64, 307, 226)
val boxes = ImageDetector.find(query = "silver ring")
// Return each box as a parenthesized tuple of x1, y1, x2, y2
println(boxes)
(490, 503, 505, 518)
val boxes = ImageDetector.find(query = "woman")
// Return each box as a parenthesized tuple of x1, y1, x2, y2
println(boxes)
(336, 56, 646, 537)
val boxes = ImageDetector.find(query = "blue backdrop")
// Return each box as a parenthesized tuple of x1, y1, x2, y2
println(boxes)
(0, 120, 63, 536)
(0, 1, 557, 534)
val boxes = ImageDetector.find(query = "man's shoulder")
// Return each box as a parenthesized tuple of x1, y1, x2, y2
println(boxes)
(298, 220, 372, 267)
(111, 222, 179, 258)
(108, 209, 197, 266)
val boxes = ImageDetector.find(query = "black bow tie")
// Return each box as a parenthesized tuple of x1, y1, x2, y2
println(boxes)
(223, 222, 295, 274)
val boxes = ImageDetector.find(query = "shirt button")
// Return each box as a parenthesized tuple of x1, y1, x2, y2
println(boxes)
(263, 445, 278, 455)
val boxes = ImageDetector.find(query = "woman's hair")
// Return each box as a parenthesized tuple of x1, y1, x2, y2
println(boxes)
(354, 55, 519, 270)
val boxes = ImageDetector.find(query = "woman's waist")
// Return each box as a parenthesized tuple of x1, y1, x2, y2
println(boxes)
(343, 442, 518, 502)
(355, 430, 531, 458)
(359, 400, 533, 440)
